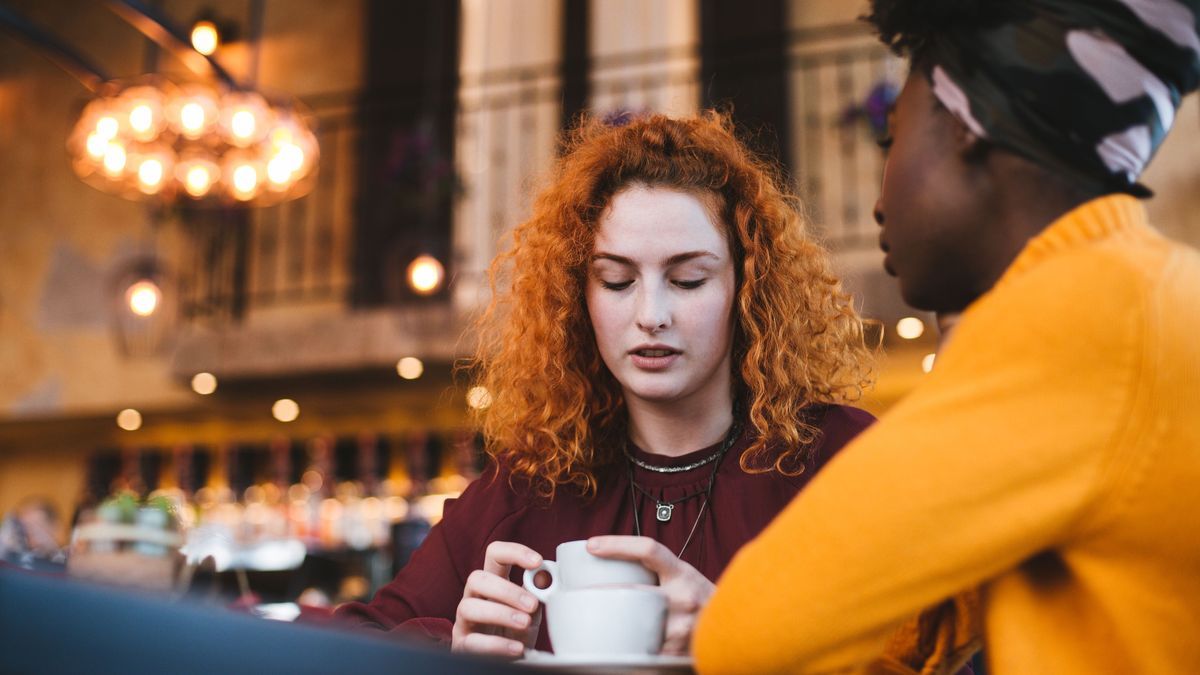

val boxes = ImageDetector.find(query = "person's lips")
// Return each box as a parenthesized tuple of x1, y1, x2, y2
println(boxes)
(879, 235, 896, 276)
(628, 344, 681, 370)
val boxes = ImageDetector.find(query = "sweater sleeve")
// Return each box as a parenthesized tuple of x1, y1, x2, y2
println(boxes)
(334, 467, 521, 646)
(694, 251, 1149, 674)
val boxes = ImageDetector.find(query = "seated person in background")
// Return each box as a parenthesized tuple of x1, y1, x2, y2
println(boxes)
(696, 1, 1200, 673)
(0, 497, 65, 568)
(335, 112, 878, 657)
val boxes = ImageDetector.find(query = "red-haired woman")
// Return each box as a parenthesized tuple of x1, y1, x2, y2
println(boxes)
(335, 112, 875, 657)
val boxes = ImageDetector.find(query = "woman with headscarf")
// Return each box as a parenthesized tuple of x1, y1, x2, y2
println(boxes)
(695, 1, 1200, 673)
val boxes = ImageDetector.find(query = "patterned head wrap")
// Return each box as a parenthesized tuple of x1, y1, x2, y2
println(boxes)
(921, 0, 1200, 196)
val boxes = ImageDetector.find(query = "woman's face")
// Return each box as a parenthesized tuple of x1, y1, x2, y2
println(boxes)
(585, 185, 737, 413)
(875, 70, 995, 313)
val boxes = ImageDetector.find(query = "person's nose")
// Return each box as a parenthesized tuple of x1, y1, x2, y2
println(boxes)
(635, 282, 671, 334)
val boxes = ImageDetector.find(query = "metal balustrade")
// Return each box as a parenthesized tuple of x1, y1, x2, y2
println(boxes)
(178, 23, 899, 326)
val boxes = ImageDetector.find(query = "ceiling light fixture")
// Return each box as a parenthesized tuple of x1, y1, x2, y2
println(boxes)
(67, 77, 318, 207)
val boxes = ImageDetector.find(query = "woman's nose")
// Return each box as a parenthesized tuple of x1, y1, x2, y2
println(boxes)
(635, 286, 671, 333)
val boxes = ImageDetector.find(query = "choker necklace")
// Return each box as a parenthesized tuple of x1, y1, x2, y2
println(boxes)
(623, 419, 741, 474)
(625, 419, 740, 559)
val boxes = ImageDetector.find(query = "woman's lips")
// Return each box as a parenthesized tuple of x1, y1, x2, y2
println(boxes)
(630, 349, 680, 371)
(880, 238, 896, 277)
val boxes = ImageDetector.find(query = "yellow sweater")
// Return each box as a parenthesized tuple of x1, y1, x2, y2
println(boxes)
(694, 195, 1200, 674)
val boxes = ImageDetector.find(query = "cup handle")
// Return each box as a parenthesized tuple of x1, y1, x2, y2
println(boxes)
(522, 560, 558, 603)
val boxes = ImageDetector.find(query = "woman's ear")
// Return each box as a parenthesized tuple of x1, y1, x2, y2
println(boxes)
(951, 114, 989, 163)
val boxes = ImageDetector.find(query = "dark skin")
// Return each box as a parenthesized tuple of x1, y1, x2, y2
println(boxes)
(874, 67, 1102, 314)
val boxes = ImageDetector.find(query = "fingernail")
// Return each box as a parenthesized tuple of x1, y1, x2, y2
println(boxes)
(509, 641, 523, 655)
(512, 612, 529, 627)
(523, 595, 537, 611)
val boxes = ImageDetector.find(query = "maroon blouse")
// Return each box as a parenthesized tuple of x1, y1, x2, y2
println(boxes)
(335, 405, 874, 650)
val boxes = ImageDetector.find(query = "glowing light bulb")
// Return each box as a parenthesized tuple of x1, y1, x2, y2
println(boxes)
(231, 109, 256, 140)
(922, 353, 937, 373)
(896, 317, 925, 340)
(116, 408, 143, 431)
(272, 398, 300, 422)
(137, 158, 164, 192)
(407, 255, 444, 295)
(266, 156, 292, 186)
(270, 127, 294, 147)
(279, 143, 304, 172)
(86, 133, 108, 159)
(129, 104, 154, 133)
(191, 21, 219, 55)
(232, 164, 258, 195)
(95, 116, 118, 139)
(180, 102, 206, 135)
(126, 280, 161, 317)
(102, 143, 127, 175)
(185, 165, 212, 197)
(396, 357, 424, 380)
(191, 372, 218, 395)
(466, 386, 493, 410)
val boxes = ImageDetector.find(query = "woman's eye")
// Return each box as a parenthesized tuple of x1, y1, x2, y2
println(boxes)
(876, 135, 894, 151)
(599, 280, 633, 291)
(673, 279, 706, 290)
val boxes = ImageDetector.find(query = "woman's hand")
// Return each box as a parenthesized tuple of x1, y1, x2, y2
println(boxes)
(586, 535, 715, 655)
(451, 541, 544, 658)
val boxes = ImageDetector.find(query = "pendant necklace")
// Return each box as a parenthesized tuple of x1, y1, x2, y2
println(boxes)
(630, 480, 708, 522)
(626, 419, 740, 558)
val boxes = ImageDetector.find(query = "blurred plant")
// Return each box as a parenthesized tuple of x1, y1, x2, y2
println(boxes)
(381, 124, 462, 214)
(97, 491, 179, 529)
(600, 108, 649, 127)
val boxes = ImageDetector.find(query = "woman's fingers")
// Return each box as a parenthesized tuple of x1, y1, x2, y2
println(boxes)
(661, 611, 697, 655)
(454, 629, 528, 658)
(585, 535, 676, 576)
(457, 596, 534, 633)
(463, 569, 540, 613)
(585, 536, 718, 656)
(453, 542, 546, 656)
(482, 540, 543, 578)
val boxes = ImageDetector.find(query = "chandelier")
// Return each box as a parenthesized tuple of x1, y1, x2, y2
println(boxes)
(67, 77, 318, 206)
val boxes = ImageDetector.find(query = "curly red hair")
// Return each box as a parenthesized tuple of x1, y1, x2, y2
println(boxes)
(470, 111, 873, 499)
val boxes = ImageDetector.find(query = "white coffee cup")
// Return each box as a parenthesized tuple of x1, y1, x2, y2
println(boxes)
(542, 587, 667, 657)
(522, 540, 657, 600)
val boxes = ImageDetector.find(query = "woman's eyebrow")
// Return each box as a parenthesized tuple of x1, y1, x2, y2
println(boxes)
(591, 251, 719, 266)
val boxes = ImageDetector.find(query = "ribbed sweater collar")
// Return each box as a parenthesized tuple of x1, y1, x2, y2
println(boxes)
(998, 194, 1150, 286)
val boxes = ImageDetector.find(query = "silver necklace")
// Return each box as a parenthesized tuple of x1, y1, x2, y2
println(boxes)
(630, 480, 708, 522)
(630, 488, 711, 561)
(624, 446, 725, 473)
(625, 420, 738, 559)
(622, 419, 741, 474)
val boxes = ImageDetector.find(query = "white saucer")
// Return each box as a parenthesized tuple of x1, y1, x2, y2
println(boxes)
(519, 649, 693, 672)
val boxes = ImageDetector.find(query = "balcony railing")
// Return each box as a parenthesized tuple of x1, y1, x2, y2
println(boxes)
(177, 23, 898, 328)
(177, 97, 358, 324)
